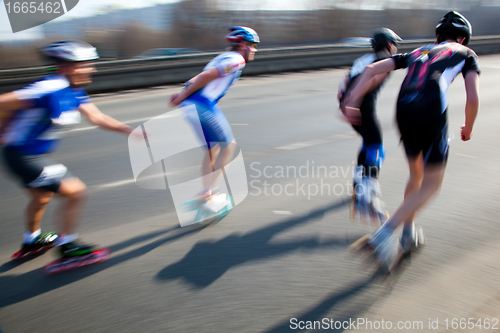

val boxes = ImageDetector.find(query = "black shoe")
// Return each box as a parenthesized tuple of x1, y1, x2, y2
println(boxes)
(59, 241, 94, 258)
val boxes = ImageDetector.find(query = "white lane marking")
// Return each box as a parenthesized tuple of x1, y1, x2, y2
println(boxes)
(70, 126, 98, 132)
(277, 133, 355, 150)
(68, 114, 176, 133)
(454, 153, 477, 158)
(273, 211, 293, 215)
(97, 179, 136, 188)
(91, 132, 357, 190)
(93, 172, 175, 189)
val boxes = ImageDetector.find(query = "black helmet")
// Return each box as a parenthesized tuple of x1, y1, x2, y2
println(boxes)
(435, 11, 472, 46)
(371, 28, 403, 51)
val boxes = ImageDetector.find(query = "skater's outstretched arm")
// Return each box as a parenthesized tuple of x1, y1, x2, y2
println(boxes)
(79, 102, 134, 135)
(0, 92, 27, 113)
(340, 72, 390, 125)
(344, 58, 396, 110)
(461, 70, 480, 141)
(0, 93, 30, 144)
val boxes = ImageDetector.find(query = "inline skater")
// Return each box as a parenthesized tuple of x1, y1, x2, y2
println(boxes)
(170, 26, 259, 216)
(343, 11, 480, 271)
(0, 40, 136, 259)
(338, 28, 402, 223)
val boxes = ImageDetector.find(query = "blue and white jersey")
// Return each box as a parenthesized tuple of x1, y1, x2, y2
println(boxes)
(349, 53, 377, 79)
(3, 75, 90, 155)
(186, 51, 246, 106)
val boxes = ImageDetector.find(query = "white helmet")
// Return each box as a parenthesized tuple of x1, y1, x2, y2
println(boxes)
(226, 26, 260, 44)
(40, 40, 99, 62)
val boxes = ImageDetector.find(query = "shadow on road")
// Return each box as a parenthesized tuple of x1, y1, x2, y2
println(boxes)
(0, 225, 179, 274)
(156, 199, 359, 289)
(263, 274, 386, 332)
(0, 224, 202, 308)
(0, 250, 50, 274)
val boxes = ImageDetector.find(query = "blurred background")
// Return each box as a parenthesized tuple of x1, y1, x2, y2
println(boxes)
(1, 0, 500, 68)
(2, 2, 500, 332)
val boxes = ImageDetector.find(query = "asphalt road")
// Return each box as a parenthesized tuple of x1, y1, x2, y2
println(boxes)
(1, 54, 500, 333)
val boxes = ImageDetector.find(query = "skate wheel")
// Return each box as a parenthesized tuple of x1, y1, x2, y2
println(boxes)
(43, 249, 111, 275)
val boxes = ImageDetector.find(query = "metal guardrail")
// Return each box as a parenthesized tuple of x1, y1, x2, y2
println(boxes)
(1, 36, 499, 94)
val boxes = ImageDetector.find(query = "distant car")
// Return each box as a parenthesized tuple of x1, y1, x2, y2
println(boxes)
(136, 48, 202, 58)
(337, 37, 372, 47)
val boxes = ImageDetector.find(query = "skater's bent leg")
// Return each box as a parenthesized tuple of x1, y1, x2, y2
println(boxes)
(206, 144, 221, 172)
(202, 144, 221, 191)
(214, 140, 236, 171)
(25, 188, 54, 233)
(403, 154, 424, 229)
(207, 140, 237, 191)
(383, 162, 446, 231)
(56, 177, 88, 235)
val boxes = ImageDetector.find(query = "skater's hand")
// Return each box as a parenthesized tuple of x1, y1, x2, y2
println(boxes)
(170, 93, 186, 107)
(341, 105, 362, 126)
(461, 124, 473, 141)
(127, 126, 149, 141)
(339, 92, 361, 126)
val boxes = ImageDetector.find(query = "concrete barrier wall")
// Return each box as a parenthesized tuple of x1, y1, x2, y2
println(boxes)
(1, 36, 499, 94)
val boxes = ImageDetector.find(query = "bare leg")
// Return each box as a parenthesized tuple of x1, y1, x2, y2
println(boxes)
(403, 154, 424, 230)
(202, 140, 236, 193)
(384, 162, 446, 231)
(202, 144, 221, 190)
(55, 178, 88, 235)
(25, 189, 54, 233)
(210, 140, 236, 189)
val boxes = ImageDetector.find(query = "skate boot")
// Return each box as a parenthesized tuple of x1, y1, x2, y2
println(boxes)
(12, 232, 59, 259)
(351, 167, 369, 222)
(45, 242, 110, 274)
(364, 177, 389, 224)
(352, 176, 388, 225)
(195, 192, 233, 223)
(368, 227, 401, 273)
(59, 241, 95, 258)
(182, 188, 220, 212)
(400, 223, 426, 256)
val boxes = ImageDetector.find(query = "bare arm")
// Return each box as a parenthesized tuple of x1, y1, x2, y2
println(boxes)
(79, 102, 133, 135)
(461, 70, 480, 141)
(0, 92, 28, 114)
(345, 58, 396, 109)
(170, 67, 221, 106)
(0, 93, 30, 144)
(367, 73, 390, 91)
(340, 62, 393, 125)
